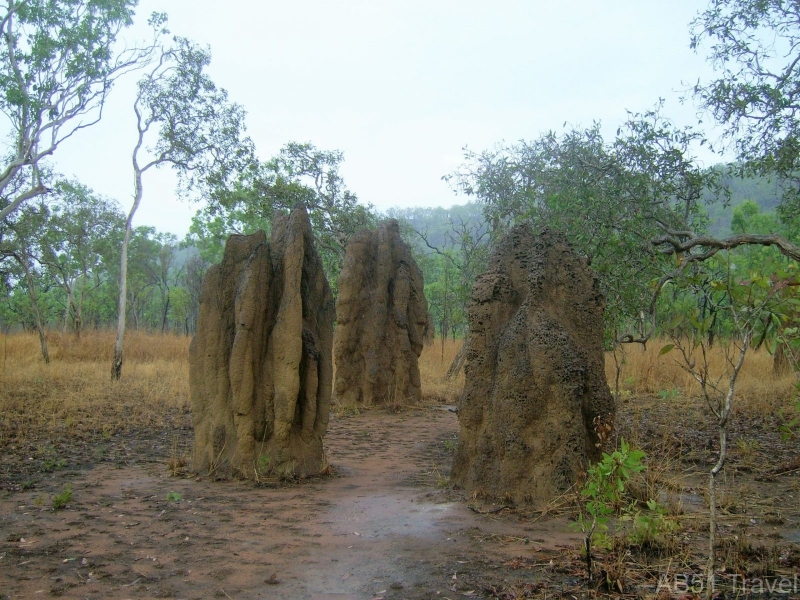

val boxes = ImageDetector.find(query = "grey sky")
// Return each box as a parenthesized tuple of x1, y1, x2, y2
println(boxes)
(53, 0, 719, 238)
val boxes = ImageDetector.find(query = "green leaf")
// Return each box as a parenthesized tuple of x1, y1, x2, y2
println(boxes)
(658, 344, 674, 356)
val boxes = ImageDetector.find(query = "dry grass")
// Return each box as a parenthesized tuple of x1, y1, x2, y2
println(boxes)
(418, 338, 464, 404)
(0, 331, 190, 446)
(604, 339, 798, 414)
(1, 331, 796, 447)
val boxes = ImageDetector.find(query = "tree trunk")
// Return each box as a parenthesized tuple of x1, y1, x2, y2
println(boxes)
(112, 165, 144, 380)
(161, 290, 170, 333)
(445, 336, 469, 380)
(68, 287, 81, 339)
(706, 427, 725, 598)
(20, 253, 49, 364)
(706, 334, 749, 599)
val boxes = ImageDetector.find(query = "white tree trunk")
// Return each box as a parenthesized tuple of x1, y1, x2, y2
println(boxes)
(111, 165, 144, 380)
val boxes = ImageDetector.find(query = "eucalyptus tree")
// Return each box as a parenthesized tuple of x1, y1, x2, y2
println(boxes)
(111, 19, 254, 379)
(38, 180, 124, 337)
(0, 198, 50, 360)
(191, 142, 376, 292)
(0, 0, 158, 220)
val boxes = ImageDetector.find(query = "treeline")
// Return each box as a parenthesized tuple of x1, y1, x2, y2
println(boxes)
(0, 165, 792, 345)
(0, 181, 208, 336)
(393, 160, 798, 347)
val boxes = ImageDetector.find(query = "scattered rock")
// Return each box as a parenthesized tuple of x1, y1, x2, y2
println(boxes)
(334, 220, 428, 406)
(451, 225, 615, 506)
(190, 206, 334, 479)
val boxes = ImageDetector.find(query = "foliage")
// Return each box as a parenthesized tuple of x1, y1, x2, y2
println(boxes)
(0, 0, 155, 220)
(626, 498, 677, 547)
(0, 201, 205, 336)
(571, 439, 673, 582)
(446, 108, 719, 344)
(661, 248, 799, 593)
(692, 0, 800, 228)
(572, 439, 647, 549)
(37, 181, 124, 335)
(133, 28, 254, 201)
(190, 142, 376, 291)
(52, 484, 72, 509)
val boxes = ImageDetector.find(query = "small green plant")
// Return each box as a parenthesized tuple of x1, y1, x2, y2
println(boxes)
(165, 492, 181, 502)
(571, 439, 646, 582)
(41, 457, 67, 473)
(256, 454, 272, 474)
(337, 404, 361, 417)
(52, 485, 73, 509)
(626, 499, 677, 547)
(657, 387, 680, 400)
(443, 439, 457, 452)
(432, 466, 448, 488)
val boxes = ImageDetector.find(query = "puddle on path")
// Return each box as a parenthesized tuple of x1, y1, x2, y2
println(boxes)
(327, 493, 457, 538)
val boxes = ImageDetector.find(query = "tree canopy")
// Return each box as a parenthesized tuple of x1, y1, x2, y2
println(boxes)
(0, 0, 154, 220)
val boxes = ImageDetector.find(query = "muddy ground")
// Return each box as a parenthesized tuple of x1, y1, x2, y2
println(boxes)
(1, 401, 799, 599)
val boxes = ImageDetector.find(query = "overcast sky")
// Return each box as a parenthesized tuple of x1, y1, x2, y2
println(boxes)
(52, 0, 721, 238)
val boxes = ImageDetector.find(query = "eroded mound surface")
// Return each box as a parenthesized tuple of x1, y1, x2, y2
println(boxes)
(190, 206, 334, 479)
(334, 219, 428, 406)
(452, 226, 615, 506)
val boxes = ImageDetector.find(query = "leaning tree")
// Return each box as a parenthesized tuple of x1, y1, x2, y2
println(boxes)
(111, 16, 254, 380)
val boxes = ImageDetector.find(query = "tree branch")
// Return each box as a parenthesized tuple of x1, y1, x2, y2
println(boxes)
(653, 232, 800, 262)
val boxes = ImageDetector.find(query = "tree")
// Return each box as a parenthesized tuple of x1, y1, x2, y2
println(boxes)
(271, 142, 376, 274)
(0, 0, 156, 220)
(180, 251, 208, 334)
(448, 106, 800, 346)
(138, 231, 177, 333)
(447, 109, 722, 344)
(692, 0, 800, 227)
(662, 253, 798, 596)
(111, 22, 254, 379)
(190, 142, 376, 291)
(0, 194, 51, 360)
(38, 180, 124, 337)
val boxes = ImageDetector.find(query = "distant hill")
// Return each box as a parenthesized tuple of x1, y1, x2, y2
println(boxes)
(384, 169, 785, 248)
(385, 202, 486, 252)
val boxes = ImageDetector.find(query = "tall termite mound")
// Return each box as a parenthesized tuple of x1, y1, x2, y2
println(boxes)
(189, 206, 334, 479)
(334, 219, 428, 406)
(452, 225, 614, 506)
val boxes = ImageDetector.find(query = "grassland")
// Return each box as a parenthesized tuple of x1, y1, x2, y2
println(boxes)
(0, 331, 796, 448)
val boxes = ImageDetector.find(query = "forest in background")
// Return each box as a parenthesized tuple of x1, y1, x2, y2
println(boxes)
(0, 166, 787, 342)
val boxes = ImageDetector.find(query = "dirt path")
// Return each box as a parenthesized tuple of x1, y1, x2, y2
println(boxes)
(0, 408, 580, 599)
